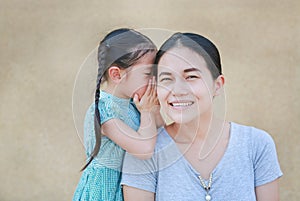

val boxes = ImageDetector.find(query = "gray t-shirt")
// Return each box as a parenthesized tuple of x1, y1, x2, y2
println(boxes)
(121, 122, 283, 201)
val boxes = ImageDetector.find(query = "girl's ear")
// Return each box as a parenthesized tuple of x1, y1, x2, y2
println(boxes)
(213, 75, 225, 97)
(108, 66, 122, 83)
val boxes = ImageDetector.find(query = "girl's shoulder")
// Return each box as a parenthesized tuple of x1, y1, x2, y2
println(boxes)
(97, 91, 132, 123)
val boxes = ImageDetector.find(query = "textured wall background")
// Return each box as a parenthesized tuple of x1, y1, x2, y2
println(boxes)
(1, 0, 299, 200)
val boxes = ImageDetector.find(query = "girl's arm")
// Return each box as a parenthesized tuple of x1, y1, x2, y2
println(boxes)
(101, 78, 158, 159)
(255, 179, 280, 201)
(123, 186, 154, 201)
(154, 107, 164, 128)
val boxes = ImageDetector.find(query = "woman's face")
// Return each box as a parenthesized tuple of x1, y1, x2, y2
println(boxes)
(157, 47, 220, 124)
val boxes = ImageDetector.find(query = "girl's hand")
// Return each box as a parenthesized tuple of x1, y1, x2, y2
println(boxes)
(133, 76, 159, 113)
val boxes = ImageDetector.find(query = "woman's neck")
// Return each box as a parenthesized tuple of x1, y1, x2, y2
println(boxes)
(167, 114, 226, 144)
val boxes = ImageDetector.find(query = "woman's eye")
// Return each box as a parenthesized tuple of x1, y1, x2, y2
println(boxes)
(159, 77, 172, 82)
(186, 75, 199, 80)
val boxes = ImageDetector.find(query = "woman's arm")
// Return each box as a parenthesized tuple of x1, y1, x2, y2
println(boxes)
(251, 128, 282, 201)
(123, 185, 155, 201)
(255, 179, 280, 201)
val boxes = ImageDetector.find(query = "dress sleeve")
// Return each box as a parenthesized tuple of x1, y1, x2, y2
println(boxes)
(251, 128, 283, 187)
(83, 98, 124, 156)
(83, 104, 96, 157)
(121, 152, 158, 193)
(98, 97, 123, 124)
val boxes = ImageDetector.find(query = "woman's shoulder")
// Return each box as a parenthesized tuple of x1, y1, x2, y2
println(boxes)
(231, 122, 276, 147)
(154, 127, 174, 151)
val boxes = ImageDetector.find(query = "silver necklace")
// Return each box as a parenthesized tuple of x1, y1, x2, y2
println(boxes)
(198, 173, 213, 201)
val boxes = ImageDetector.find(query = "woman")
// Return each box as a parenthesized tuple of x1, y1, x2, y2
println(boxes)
(121, 32, 282, 201)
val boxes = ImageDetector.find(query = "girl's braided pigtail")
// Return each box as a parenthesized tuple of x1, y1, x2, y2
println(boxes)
(81, 43, 107, 171)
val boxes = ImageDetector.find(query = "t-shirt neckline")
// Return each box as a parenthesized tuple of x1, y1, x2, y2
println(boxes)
(163, 122, 235, 181)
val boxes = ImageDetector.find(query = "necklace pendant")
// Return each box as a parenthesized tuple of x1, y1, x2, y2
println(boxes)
(205, 194, 211, 201)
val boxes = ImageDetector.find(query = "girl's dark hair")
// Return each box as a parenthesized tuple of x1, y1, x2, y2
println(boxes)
(154, 32, 222, 79)
(81, 28, 156, 171)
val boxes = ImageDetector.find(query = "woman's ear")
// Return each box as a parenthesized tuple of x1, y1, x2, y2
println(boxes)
(108, 66, 122, 83)
(213, 75, 225, 97)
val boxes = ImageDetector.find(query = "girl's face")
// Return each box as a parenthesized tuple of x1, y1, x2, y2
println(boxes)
(157, 47, 222, 124)
(120, 51, 156, 98)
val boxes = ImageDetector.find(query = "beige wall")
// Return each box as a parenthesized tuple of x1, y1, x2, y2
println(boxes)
(1, 0, 299, 200)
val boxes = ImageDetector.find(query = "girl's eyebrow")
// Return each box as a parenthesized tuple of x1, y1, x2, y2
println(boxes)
(183, 68, 202, 73)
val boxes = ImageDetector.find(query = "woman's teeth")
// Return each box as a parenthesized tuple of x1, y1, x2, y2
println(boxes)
(170, 102, 193, 107)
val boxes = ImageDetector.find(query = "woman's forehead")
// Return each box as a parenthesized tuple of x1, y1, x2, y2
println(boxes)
(158, 47, 207, 72)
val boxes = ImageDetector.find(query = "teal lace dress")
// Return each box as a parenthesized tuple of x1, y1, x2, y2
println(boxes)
(73, 90, 140, 201)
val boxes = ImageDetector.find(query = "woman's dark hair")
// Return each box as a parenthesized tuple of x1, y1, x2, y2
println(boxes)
(154, 32, 222, 79)
(81, 28, 156, 171)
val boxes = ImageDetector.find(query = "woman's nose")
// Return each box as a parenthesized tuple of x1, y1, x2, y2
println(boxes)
(171, 79, 189, 96)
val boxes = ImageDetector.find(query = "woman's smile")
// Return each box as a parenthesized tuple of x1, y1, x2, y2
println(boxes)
(168, 100, 194, 109)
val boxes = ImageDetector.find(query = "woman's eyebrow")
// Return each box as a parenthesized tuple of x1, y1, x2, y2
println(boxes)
(183, 68, 202, 73)
(159, 72, 172, 77)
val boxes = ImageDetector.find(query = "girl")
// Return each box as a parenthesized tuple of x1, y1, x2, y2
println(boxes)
(73, 28, 161, 201)
(121, 33, 283, 201)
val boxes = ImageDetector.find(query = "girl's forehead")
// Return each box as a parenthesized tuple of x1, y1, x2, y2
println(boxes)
(126, 51, 156, 71)
(135, 51, 156, 65)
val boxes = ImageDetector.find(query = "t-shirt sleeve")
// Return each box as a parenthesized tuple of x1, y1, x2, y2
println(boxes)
(251, 128, 283, 187)
(121, 152, 157, 193)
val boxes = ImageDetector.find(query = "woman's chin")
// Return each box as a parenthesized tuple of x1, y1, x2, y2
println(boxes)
(167, 114, 195, 124)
